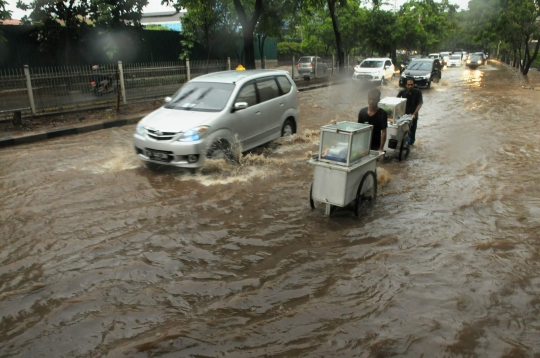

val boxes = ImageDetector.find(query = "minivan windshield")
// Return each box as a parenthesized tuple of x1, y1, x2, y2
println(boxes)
(407, 61, 433, 71)
(360, 60, 384, 68)
(165, 82, 234, 112)
(450, 55, 461, 59)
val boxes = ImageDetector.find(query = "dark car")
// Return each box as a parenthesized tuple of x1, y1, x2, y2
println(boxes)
(399, 54, 423, 74)
(399, 58, 442, 88)
(466, 53, 487, 69)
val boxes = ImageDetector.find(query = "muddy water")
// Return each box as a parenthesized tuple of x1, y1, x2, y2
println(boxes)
(1, 63, 540, 357)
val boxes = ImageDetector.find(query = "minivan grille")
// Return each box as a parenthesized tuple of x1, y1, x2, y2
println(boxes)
(146, 128, 178, 141)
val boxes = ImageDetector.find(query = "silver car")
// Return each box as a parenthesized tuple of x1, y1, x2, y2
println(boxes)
(297, 56, 328, 79)
(133, 70, 300, 169)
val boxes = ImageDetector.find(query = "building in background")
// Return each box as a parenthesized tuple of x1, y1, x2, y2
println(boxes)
(141, 10, 185, 32)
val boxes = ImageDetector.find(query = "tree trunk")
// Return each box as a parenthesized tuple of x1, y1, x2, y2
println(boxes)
(257, 34, 267, 69)
(523, 36, 540, 76)
(233, 0, 262, 70)
(327, 0, 345, 73)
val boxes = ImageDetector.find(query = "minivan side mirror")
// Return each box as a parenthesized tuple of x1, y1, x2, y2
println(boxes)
(233, 102, 248, 111)
(164, 96, 172, 103)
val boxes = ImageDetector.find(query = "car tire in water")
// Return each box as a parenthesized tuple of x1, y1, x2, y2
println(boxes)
(380, 77, 385, 86)
(281, 119, 296, 137)
(207, 139, 236, 161)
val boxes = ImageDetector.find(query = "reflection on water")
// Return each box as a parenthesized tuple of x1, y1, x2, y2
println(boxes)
(1, 64, 540, 356)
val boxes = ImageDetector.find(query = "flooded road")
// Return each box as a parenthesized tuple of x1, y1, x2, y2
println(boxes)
(1, 62, 540, 357)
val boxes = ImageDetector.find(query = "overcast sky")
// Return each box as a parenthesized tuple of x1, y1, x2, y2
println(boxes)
(6, 0, 470, 21)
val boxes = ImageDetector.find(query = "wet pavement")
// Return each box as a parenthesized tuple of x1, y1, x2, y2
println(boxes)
(1, 62, 540, 357)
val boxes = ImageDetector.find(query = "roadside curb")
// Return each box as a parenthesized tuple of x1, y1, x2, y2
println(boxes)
(0, 117, 143, 148)
(0, 80, 347, 148)
(493, 60, 537, 90)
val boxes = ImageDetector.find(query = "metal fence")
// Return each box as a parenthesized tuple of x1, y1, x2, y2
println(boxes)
(0, 56, 342, 121)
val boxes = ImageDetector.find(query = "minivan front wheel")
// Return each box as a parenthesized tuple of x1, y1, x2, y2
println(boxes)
(281, 119, 296, 137)
(207, 139, 234, 160)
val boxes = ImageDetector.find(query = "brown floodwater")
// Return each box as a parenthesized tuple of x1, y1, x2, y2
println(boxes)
(1, 63, 540, 357)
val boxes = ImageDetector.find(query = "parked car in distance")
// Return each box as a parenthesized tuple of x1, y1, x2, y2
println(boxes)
(447, 54, 463, 67)
(352, 58, 395, 85)
(440, 51, 451, 66)
(466, 53, 486, 69)
(399, 58, 442, 88)
(297, 56, 327, 80)
(428, 53, 441, 60)
(133, 70, 300, 169)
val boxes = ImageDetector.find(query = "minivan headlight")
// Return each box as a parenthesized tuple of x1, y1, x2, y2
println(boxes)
(423, 73, 431, 79)
(136, 124, 145, 136)
(178, 126, 210, 142)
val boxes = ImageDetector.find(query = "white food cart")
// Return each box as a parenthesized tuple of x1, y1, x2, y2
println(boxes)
(308, 122, 384, 217)
(379, 97, 413, 161)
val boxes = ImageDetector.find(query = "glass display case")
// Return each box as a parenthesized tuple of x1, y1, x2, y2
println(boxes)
(378, 97, 407, 124)
(319, 122, 372, 166)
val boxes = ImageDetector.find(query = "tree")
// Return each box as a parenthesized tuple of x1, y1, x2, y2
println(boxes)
(255, 0, 294, 68)
(497, 0, 540, 75)
(232, 0, 262, 69)
(0, 0, 12, 42)
(16, 0, 148, 62)
(175, 0, 240, 62)
(395, 0, 457, 54)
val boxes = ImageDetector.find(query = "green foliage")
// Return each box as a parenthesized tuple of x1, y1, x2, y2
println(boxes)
(277, 41, 303, 57)
(174, 0, 240, 60)
(145, 24, 172, 31)
(0, 0, 12, 42)
(15, 0, 148, 59)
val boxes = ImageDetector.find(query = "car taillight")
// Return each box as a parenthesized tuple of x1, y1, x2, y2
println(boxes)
(310, 62, 313, 67)
(90, 81, 96, 85)
(296, 63, 299, 68)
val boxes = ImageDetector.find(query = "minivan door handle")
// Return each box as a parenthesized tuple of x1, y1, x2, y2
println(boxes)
(279, 103, 284, 106)
(255, 111, 261, 115)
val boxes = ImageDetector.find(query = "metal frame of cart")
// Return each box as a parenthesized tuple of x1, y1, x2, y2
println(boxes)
(383, 116, 413, 161)
(309, 150, 384, 217)
(378, 97, 413, 161)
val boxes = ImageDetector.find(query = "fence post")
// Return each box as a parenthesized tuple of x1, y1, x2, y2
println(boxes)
(292, 56, 295, 79)
(227, 57, 231, 71)
(186, 58, 191, 81)
(117, 61, 127, 104)
(23, 65, 36, 115)
(315, 56, 318, 78)
(332, 55, 334, 75)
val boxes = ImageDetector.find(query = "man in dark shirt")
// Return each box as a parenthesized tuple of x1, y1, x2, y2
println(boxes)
(358, 88, 387, 152)
(397, 77, 423, 145)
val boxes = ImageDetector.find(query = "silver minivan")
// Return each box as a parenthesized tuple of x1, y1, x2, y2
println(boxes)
(133, 70, 300, 169)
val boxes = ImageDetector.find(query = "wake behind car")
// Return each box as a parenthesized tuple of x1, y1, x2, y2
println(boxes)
(352, 58, 395, 85)
(399, 58, 442, 88)
(133, 70, 300, 169)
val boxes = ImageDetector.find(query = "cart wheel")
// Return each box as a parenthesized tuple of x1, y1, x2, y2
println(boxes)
(399, 130, 411, 162)
(309, 182, 315, 209)
(354, 171, 377, 217)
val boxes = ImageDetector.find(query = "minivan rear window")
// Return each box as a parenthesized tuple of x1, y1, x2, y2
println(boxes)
(277, 76, 292, 94)
(165, 82, 234, 112)
(299, 57, 312, 63)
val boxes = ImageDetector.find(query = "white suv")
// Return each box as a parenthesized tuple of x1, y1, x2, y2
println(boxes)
(133, 70, 300, 169)
(352, 58, 395, 85)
